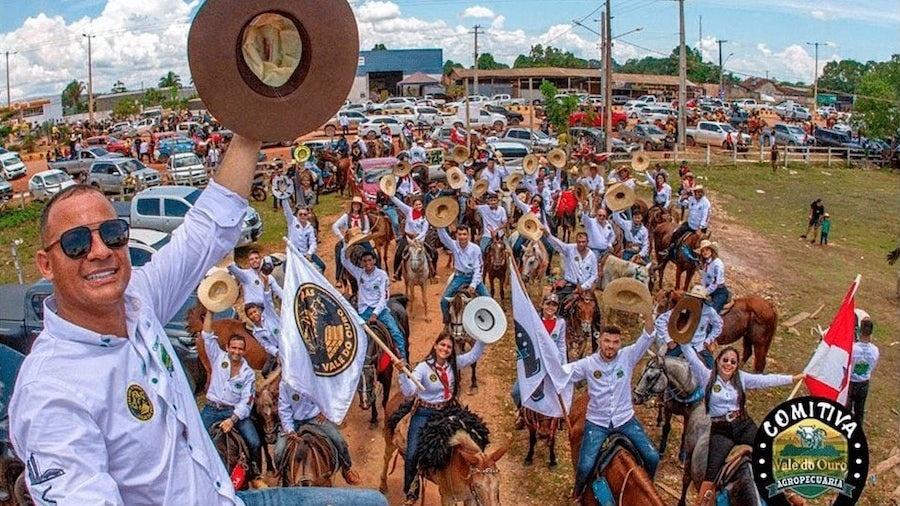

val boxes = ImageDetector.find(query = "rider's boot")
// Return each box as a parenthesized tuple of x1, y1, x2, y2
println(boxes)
(342, 467, 361, 485)
(696, 481, 716, 506)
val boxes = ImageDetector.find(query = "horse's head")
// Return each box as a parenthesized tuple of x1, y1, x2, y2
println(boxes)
(445, 291, 473, 342)
(452, 433, 506, 506)
(633, 354, 667, 405)
(657, 353, 698, 398)
(521, 241, 547, 282)
(488, 238, 507, 268)
(406, 239, 428, 265)
(254, 371, 281, 445)
(723, 460, 764, 506)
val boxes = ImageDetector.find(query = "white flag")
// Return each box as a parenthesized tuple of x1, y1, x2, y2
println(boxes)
(510, 260, 573, 417)
(279, 243, 368, 424)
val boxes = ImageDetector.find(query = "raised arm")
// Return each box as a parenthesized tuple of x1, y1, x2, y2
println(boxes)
(625, 329, 657, 368)
(281, 197, 295, 228)
(513, 194, 530, 215)
(742, 371, 795, 390)
(541, 219, 566, 253)
(561, 356, 588, 385)
(437, 227, 458, 253)
(390, 195, 412, 217)
(457, 341, 486, 369)
(611, 211, 629, 231)
(332, 214, 348, 240)
(201, 330, 223, 364)
(680, 344, 712, 385)
(340, 247, 363, 279)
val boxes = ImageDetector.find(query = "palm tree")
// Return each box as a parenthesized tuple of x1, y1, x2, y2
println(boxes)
(158, 71, 182, 89)
(61, 80, 86, 113)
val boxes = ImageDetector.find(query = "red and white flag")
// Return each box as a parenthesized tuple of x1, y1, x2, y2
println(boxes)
(803, 275, 860, 403)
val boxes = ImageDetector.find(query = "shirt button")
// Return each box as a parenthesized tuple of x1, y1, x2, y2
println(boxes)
(215, 481, 221, 488)
(151, 378, 158, 384)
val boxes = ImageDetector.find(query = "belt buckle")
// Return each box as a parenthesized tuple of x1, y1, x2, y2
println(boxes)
(725, 411, 738, 422)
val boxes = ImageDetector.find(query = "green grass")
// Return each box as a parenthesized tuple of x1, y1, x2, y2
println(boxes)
(244, 193, 345, 259)
(0, 203, 44, 284)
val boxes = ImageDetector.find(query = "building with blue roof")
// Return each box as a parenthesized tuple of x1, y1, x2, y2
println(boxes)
(349, 48, 444, 102)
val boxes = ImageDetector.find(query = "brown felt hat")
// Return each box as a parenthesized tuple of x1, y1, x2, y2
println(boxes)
(667, 294, 704, 345)
(602, 278, 652, 315)
(188, 1, 359, 142)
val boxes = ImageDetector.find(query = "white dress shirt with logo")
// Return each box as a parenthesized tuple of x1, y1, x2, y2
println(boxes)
(283, 202, 317, 256)
(202, 331, 255, 420)
(480, 167, 509, 193)
(391, 195, 429, 241)
(340, 254, 390, 315)
(398, 342, 485, 402)
(849, 342, 879, 382)
(581, 213, 616, 251)
(475, 204, 508, 236)
(277, 382, 322, 433)
(701, 257, 726, 293)
(545, 233, 598, 290)
(437, 228, 483, 289)
(681, 195, 711, 230)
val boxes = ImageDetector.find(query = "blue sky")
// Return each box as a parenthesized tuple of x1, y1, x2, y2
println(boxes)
(1, 0, 897, 99)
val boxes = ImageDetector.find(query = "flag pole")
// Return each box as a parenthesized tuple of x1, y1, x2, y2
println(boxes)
(786, 378, 804, 400)
(283, 238, 424, 391)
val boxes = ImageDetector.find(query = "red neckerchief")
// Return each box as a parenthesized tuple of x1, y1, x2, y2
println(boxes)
(530, 203, 541, 214)
(433, 362, 451, 399)
(412, 208, 424, 220)
(349, 213, 362, 228)
(542, 317, 556, 335)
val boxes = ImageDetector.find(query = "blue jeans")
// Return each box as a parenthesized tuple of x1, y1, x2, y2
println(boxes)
(708, 286, 730, 313)
(383, 206, 401, 237)
(574, 418, 659, 495)
(404, 406, 440, 498)
(308, 254, 325, 274)
(622, 249, 649, 264)
(440, 272, 489, 321)
(275, 418, 353, 470)
(237, 487, 387, 505)
(361, 307, 407, 360)
(511, 382, 521, 407)
(667, 345, 714, 368)
(479, 235, 492, 253)
(200, 404, 262, 468)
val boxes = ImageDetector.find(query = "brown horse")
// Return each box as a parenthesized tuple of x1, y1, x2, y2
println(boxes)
(564, 289, 599, 362)
(656, 289, 777, 372)
(646, 204, 673, 233)
(445, 291, 479, 393)
(187, 304, 267, 390)
(280, 430, 338, 487)
(320, 150, 352, 196)
(568, 393, 666, 506)
(653, 227, 703, 291)
(367, 210, 394, 278)
(522, 407, 562, 468)
(484, 236, 509, 300)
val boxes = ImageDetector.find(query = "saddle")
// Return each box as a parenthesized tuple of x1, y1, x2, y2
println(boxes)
(714, 444, 752, 489)
(578, 435, 643, 498)
(719, 300, 735, 315)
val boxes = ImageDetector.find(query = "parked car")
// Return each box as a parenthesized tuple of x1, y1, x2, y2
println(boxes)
(357, 157, 400, 208)
(776, 102, 811, 121)
(129, 228, 172, 267)
(0, 177, 11, 202)
(166, 152, 208, 186)
(396, 106, 445, 128)
(499, 127, 558, 152)
(625, 95, 658, 108)
(0, 151, 26, 179)
(430, 125, 468, 147)
(484, 104, 524, 125)
(175, 121, 204, 136)
(760, 124, 812, 146)
(154, 135, 196, 163)
(28, 169, 75, 201)
(487, 141, 530, 164)
(129, 185, 262, 246)
(84, 135, 132, 156)
(455, 108, 507, 130)
(611, 95, 630, 106)
(568, 127, 638, 153)
(323, 110, 368, 136)
(638, 106, 676, 123)
(47, 146, 123, 178)
(568, 109, 628, 131)
(621, 124, 668, 151)
(685, 121, 751, 149)
(359, 116, 404, 138)
(87, 157, 161, 194)
(133, 116, 159, 135)
(813, 128, 863, 150)
(625, 103, 651, 119)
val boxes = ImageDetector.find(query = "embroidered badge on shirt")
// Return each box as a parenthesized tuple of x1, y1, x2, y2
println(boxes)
(713, 384, 722, 393)
(126, 383, 154, 422)
(429, 374, 438, 382)
(616, 369, 624, 379)
(292, 393, 300, 401)
(221, 361, 229, 369)
(593, 370, 602, 379)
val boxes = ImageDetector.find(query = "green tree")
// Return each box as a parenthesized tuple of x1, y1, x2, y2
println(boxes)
(514, 44, 589, 68)
(162, 87, 188, 111)
(372, 43, 387, 51)
(158, 71, 182, 89)
(476, 53, 509, 70)
(443, 60, 465, 75)
(854, 55, 900, 138)
(540, 80, 578, 134)
(61, 80, 87, 114)
(141, 87, 165, 107)
(818, 59, 869, 94)
(111, 80, 127, 93)
(112, 99, 140, 120)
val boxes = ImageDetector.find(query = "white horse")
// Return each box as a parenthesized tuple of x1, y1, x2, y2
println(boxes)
(403, 238, 431, 317)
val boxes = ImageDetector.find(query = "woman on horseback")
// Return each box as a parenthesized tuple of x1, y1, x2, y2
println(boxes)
(681, 344, 801, 506)
(645, 171, 672, 209)
(396, 332, 486, 504)
(390, 194, 435, 281)
(332, 196, 371, 285)
(698, 240, 729, 312)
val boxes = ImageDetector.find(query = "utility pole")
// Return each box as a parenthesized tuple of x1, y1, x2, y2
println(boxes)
(677, 0, 687, 149)
(600, 10, 606, 131)
(717, 39, 728, 100)
(472, 25, 483, 96)
(604, 0, 612, 154)
(4, 50, 16, 109)
(83, 33, 95, 123)
(806, 41, 822, 114)
(698, 15, 702, 47)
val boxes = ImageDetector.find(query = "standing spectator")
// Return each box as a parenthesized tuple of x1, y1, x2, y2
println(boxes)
(207, 142, 221, 169)
(819, 213, 831, 245)
(848, 319, 879, 423)
(770, 141, 779, 173)
(801, 198, 825, 242)
(139, 138, 150, 163)
(339, 113, 350, 136)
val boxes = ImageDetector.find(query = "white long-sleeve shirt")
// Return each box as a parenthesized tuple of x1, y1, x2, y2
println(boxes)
(398, 342, 486, 401)
(612, 212, 649, 258)
(202, 331, 255, 420)
(681, 345, 793, 417)
(562, 330, 656, 428)
(545, 232, 598, 290)
(645, 172, 672, 207)
(578, 174, 605, 194)
(391, 195, 429, 241)
(332, 212, 370, 241)
(341, 253, 389, 315)
(277, 382, 321, 433)
(9, 180, 246, 505)
(544, 318, 567, 364)
(250, 317, 280, 357)
(480, 167, 509, 193)
(475, 204, 508, 236)
(438, 228, 483, 288)
(283, 200, 317, 256)
(701, 257, 726, 293)
(659, 305, 723, 351)
(581, 213, 616, 251)
(681, 195, 711, 230)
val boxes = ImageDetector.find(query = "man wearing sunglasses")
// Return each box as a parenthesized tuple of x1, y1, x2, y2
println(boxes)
(8, 136, 263, 505)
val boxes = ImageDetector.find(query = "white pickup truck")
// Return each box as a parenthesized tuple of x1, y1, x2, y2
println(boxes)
(685, 121, 752, 149)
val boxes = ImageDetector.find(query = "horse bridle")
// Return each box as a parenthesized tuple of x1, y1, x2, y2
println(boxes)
(464, 463, 499, 506)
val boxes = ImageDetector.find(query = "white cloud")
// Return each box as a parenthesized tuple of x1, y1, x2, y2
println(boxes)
(356, 1, 401, 23)
(461, 6, 495, 19)
(810, 9, 829, 20)
(725, 42, 840, 84)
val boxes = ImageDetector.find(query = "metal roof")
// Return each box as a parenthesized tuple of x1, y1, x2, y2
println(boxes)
(449, 67, 700, 87)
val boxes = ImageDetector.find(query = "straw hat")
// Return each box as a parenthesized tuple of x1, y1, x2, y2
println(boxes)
(472, 179, 489, 199)
(425, 196, 459, 228)
(517, 213, 543, 242)
(573, 183, 589, 203)
(692, 184, 705, 192)
(686, 284, 710, 300)
(197, 267, 240, 313)
(451, 144, 470, 164)
(696, 239, 719, 255)
(667, 294, 704, 345)
(506, 172, 523, 192)
(344, 227, 371, 248)
(523, 154, 540, 175)
(602, 278, 652, 315)
(605, 183, 636, 212)
(547, 148, 567, 169)
(462, 296, 507, 344)
(293, 145, 311, 164)
(445, 165, 465, 190)
(379, 174, 397, 197)
(393, 160, 411, 178)
(187, 1, 358, 142)
(631, 152, 650, 171)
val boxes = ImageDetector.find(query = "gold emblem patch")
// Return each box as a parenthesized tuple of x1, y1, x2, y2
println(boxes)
(713, 384, 722, 393)
(593, 370, 602, 379)
(126, 384, 154, 422)
(293, 283, 359, 377)
(292, 393, 300, 401)
(429, 374, 438, 383)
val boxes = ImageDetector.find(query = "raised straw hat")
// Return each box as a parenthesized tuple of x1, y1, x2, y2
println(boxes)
(379, 173, 397, 197)
(445, 165, 465, 190)
(523, 154, 540, 175)
(197, 267, 240, 313)
(472, 179, 489, 199)
(631, 152, 650, 171)
(602, 278, 652, 315)
(516, 213, 543, 242)
(605, 182, 636, 212)
(547, 148, 567, 169)
(450, 144, 471, 164)
(505, 172, 523, 192)
(425, 196, 460, 228)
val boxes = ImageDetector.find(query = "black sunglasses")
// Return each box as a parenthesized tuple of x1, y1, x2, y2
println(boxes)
(44, 219, 130, 260)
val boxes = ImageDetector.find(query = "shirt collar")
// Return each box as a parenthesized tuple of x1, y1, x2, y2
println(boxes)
(43, 293, 144, 348)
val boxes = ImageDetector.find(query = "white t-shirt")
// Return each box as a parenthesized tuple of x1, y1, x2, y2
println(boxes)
(850, 341, 879, 382)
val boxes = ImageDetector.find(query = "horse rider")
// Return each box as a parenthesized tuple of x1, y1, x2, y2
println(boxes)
(645, 170, 672, 209)
(479, 157, 509, 194)
(437, 225, 490, 324)
(390, 194, 436, 282)
(340, 248, 408, 361)
(577, 163, 606, 196)
(471, 192, 510, 253)
(656, 285, 723, 368)
(227, 250, 283, 322)
(275, 382, 361, 485)
(199, 309, 263, 477)
(512, 293, 567, 428)
(423, 179, 454, 207)
(612, 210, 650, 264)
(395, 331, 487, 504)
(582, 207, 616, 259)
(282, 197, 325, 273)
(332, 196, 372, 285)
(396, 172, 420, 199)
(698, 240, 729, 312)
(524, 175, 554, 211)
(680, 343, 801, 506)
(666, 185, 710, 261)
(409, 139, 427, 165)
(560, 318, 661, 498)
(542, 221, 602, 336)
(244, 302, 280, 377)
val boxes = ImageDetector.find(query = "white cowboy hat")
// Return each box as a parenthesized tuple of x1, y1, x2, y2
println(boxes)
(197, 267, 239, 313)
(696, 239, 719, 255)
(462, 296, 507, 344)
(271, 176, 294, 200)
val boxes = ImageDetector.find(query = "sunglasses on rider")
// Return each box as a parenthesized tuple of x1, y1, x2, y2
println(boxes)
(720, 357, 738, 365)
(44, 219, 130, 260)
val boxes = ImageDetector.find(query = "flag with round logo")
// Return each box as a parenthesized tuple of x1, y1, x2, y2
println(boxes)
(279, 242, 368, 424)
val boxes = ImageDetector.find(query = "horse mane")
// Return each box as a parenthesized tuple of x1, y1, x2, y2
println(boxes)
(386, 397, 415, 433)
(414, 404, 490, 474)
